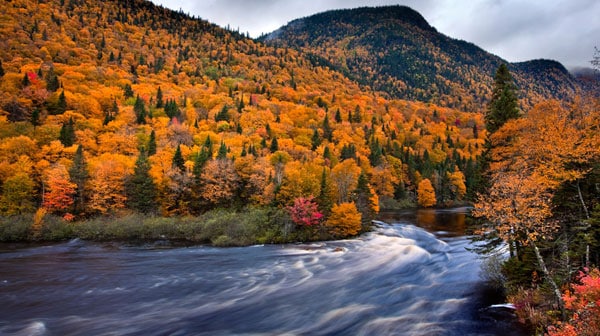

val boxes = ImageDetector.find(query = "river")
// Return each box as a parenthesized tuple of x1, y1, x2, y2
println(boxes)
(0, 208, 526, 335)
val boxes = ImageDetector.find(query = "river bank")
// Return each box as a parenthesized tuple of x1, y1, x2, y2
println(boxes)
(0, 207, 293, 246)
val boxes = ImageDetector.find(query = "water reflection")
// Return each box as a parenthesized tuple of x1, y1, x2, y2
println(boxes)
(378, 207, 470, 237)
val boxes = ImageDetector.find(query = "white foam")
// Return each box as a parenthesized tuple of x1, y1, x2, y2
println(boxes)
(15, 321, 46, 336)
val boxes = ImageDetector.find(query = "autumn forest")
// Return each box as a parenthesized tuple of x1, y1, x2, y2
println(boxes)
(1, 0, 600, 334)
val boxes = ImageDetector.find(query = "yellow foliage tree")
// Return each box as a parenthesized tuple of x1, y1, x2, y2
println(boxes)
(331, 159, 361, 203)
(447, 168, 466, 201)
(417, 178, 436, 207)
(325, 202, 362, 237)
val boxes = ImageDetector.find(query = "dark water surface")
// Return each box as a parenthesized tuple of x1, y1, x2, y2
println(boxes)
(0, 208, 525, 335)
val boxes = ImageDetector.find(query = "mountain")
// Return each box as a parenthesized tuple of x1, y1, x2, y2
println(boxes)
(261, 6, 580, 111)
(571, 67, 600, 97)
(0, 0, 486, 219)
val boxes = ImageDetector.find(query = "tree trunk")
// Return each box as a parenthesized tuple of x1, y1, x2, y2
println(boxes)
(576, 181, 590, 220)
(576, 181, 591, 267)
(530, 239, 566, 320)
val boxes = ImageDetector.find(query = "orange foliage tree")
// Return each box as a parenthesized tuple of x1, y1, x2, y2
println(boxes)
(43, 164, 76, 215)
(473, 99, 600, 317)
(417, 178, 436, 207)
(325, 202, 362, 237)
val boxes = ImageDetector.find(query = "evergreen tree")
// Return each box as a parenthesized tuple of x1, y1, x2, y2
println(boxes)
(125, 150, 157, 214)
(134, 95, 146, 124)
(317, 167, 333, 213)
(102, 112, 112, 126)
(369, 137, 383, 166)
(485, 63, 520, 134)
(323, 146, 333, 162)
(352, 105, 362, 123)
(270, 137, 279, 153)
(341, 143, 357, 160)
(57, 90, 67, 114)
(215, 104, 229, 121)
(334, 108, 342, 122)
(59, 118, 75, 147)
(322, 113, 333, 142)
(217, 141, 228, 160)
(172, 144, 185, 171)
(69, 145, 89, 214)
(193, 147, 211, 183)
(353, 171, 376, 230)
(147, 130, 157, 156)
(311, 128, 321, 150)
(31, 108, 41, 127)
(203, 136, 214, 154)
(473, 64, 520, 196)
(123, 83, 134, 98)
(0, 59, 4, 77)
(164, 99, 179, 119)
(155, 86, 164, 108)
(111, 99, 119, 115)
(46, 69, 60, 92)
(237, 93, 245, 112)
(22, 73, 30, 87)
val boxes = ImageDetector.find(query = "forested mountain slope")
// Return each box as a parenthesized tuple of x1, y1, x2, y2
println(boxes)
(0, 0, 484, 226)
(262, 6, 580, 111)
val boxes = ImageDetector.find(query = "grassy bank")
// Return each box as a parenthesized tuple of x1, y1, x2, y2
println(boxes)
(0, 207, 329, 246)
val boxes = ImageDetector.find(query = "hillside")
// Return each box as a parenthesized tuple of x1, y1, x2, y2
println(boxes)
(261, 6, 580, 111)
(0, 0, 485, 234)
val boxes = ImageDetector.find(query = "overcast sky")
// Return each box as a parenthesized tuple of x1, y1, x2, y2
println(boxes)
(150, 0, 599, 69)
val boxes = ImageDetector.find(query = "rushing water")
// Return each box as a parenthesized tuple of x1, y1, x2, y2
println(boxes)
(0, 208, 525, 336)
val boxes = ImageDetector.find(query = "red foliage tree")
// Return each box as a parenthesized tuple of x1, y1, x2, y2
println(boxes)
(286, 196, 323, 227)
(43, 164, 76, 214)
(547, 269, 600, 336)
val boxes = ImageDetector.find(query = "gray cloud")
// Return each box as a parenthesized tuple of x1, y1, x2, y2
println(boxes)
(151, 0, 599, 69)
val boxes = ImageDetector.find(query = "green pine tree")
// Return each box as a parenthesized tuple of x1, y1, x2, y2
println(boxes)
(125, 150, 157, 214)
(472, 63, 520, 197)
(31, 108, 41, 127)
(215, 104, 229, 122)
(172, 144, 185, 171)
(369, 137, 383, 166)
(46, 69, 60, 92)
(59, 118, 75, 147)
(217, 141, 228, 160)
(22, 73, 30, 87)
(193, 147, 210, 183)
(353, 171, 376, 231)
(334, 108, 342, 122)
(322, 113, 333, 142)
(57, 90, 67, 114)
(270, 137, 279, 153)
(134, 95, 146, 124)
(352, 105, 362, 123)
(317, 167, 333, 214)
(69, 145, 89, 214)
(147, 130, 157, 156)
(311, 128, 321, 150)
(485, 63, 520, 134)
(156, 86, 164, 108)
(123, 83, 134, 98)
